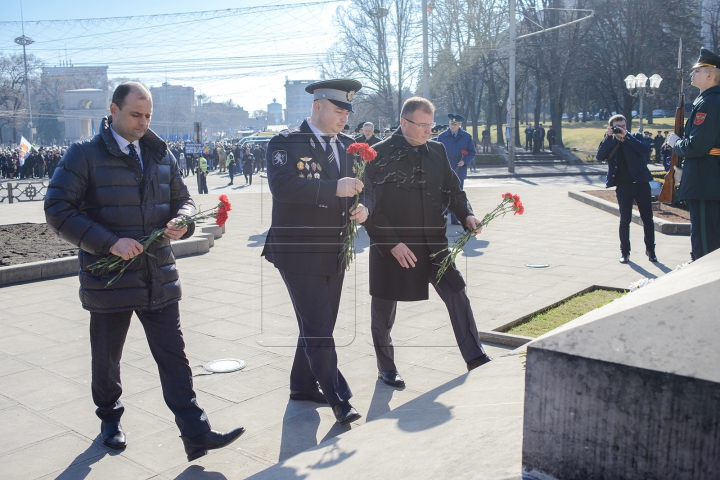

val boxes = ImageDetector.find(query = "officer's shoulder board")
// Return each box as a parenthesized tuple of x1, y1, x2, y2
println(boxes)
(337, 131, 355, 143)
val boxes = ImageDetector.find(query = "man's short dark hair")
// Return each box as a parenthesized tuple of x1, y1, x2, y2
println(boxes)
(401, 97, 435, 117)
(112, 82, 152, 109)
(609, 114, 626, 126)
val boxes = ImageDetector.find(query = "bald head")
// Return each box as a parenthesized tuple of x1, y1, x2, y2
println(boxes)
(112, 82, 152, 110)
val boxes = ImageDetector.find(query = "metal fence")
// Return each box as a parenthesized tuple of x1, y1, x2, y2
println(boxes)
(0, 181, 49, 203)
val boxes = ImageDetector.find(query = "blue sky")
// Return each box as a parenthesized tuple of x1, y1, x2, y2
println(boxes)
(1, 0, 342, 112)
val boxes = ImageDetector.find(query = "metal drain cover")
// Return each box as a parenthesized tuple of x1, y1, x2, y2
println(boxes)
(525, 263, 550, 268)
(204, 359, 246, 373)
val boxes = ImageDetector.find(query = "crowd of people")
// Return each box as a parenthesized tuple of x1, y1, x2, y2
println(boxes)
(0, 146, 66, 180)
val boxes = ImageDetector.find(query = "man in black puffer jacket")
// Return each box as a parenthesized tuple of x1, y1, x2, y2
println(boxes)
(44, 82, 243, 462)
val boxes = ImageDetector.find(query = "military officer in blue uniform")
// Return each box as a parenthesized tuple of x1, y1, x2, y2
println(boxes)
(262, 79, 372, 425)
(668, 48, 720, 260)
(438, 113, 476, 225)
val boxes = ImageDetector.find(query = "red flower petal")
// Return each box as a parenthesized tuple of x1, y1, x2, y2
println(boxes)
(218, 194, 232, 212)
(347, 143, 364, 155)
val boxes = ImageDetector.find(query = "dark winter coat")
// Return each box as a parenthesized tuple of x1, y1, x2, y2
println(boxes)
(44, 116, 196, 313)
(364, 129, 473, 301)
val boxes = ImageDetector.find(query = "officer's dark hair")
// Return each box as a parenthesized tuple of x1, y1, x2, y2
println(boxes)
(608, 114, 626, 126)
(401, 97, 435, 117)
(112, 82, 152, 109)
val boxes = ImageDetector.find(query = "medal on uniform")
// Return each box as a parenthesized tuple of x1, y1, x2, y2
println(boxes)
(301, 157, 312, 162)
(312, 163, 317, 171)
(307, 173, 312, 180)
(297, 161, 305, 170)
(314, 173, 320, 179)
(317, 164, 322, 172)
(298, 173, 304, 178)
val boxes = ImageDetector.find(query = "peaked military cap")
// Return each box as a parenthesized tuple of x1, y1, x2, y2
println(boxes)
(305, 79, 362, 112)
(692, 47, 720, 69)
(447, 113, 466, 123)
(374, 128, 380, 134)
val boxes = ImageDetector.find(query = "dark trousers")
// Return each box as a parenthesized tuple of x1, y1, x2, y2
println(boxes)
(615, 182, 655, 255)
(89, 302, 210, 437)
(197, 173, 208, 194)
(228, 168, 234, 184)
(279, 270, 352, 407)
(687, 199, 720, 260)
(525, 138, 532, 150)
(370, 264, 486, 372)
(244, 172, 253, 185)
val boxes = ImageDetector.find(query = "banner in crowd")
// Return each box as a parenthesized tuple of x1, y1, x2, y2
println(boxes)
(18, 136, 32, 160)
(184, 142, 203, 154)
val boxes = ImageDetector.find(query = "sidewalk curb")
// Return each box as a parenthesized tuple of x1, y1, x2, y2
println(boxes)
(479, 331, 533, 348)
(568, 190, 690, 235)
(0, 235, 213, 287)
(466, 170, 606, 180)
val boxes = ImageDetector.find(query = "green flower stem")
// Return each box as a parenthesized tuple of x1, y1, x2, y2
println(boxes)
(88, 204, 222, 288)
(431, 198, 516, 284)
(340, 156, 368, 271)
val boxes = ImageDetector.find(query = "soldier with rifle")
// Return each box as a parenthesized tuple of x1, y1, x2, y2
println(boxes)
(665, 47, 720, 260)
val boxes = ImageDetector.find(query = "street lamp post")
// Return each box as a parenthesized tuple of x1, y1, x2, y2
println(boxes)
(14, 34, 35, 143)
(624, 73, 663, 133)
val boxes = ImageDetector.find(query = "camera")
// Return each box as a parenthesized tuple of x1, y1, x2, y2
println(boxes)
(612, 126, 624, 134)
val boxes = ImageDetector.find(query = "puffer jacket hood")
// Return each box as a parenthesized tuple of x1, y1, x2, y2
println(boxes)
(44, 116, 196, 312)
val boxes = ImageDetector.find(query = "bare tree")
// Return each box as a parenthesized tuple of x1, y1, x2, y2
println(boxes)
(704, 0, 720, 52)
(0, 53, 42, 144)
(324, 0, 420, 124)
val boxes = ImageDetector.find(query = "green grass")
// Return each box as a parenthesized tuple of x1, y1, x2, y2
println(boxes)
(505, 289, 625, 338)
(468, 117, 676, 157)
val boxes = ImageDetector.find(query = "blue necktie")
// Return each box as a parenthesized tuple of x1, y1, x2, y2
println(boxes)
(321, 136, 339, 173)
(127, 143, 141, 165)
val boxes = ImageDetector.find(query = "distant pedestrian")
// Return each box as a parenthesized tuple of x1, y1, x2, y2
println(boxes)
(547, 126, 557, 151)
(524, 123, 533, 151)
(177, 153, 187, 177)
(242, 146, 254, 185)
(481, 127, 490, 152)
(196, 154, 208, 194)
(654, 131, 664, 163)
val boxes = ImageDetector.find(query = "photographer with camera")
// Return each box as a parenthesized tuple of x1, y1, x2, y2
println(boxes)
(596, 114, 657, 264)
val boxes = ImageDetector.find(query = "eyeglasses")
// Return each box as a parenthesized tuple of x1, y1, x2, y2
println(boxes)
(402, 117, 436, 129)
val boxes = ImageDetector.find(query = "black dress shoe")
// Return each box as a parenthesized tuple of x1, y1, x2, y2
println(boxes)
(619, 255, 630, 264)
(289, 389, 329, 404)
(181, 427, 245, 462)
(467, 353, 493, 371)
(101, 421, 126, 449)
(646, 250, 658, 262)
(332, 402, 362, 425)
(378, 370, 405, 387)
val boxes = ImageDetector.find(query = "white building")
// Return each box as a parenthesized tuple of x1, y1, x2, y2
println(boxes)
(62, 89, 110, 141)
(150, 84, 196, 140)
(267, 98, 283, 124)
(284, 79, 317, 127)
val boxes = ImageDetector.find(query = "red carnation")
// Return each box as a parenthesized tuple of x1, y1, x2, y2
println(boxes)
(461, 150, 469, 155)
(218, 194, 232, 212)
(359, 145, 377, 161)
(503, 192, 513, 199)
(512, 194, 521, 204)
(347, 143, 364, 155)
(215, 206, 229, 226)
(514, 204, 525, 215)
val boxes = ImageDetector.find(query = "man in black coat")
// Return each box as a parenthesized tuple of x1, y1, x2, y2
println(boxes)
(596, 114, 656, 264)
(263, 79, 371, 425)
(356, 122, 381, 146)
(668, 48, 720, 260)
(364, 97, 492, 388)
(44, 82, 243, 461)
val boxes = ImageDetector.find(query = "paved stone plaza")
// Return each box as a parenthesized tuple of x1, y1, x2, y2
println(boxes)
(0, 169, 692, 479)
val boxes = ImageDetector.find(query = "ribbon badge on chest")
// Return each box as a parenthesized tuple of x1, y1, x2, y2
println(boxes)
(695, 112, 707, 125)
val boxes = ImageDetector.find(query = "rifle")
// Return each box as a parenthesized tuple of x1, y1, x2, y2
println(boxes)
(659, 39, 685, 204)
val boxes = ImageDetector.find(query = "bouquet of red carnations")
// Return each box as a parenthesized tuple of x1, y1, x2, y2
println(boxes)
(431, 192, 524, 284)
(89, 194, 232, 288)
(341, 142, 377, 270)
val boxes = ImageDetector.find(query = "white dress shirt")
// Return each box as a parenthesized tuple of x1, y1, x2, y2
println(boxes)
(110, 125, 143, 170)
(307, 118, 340, 171)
